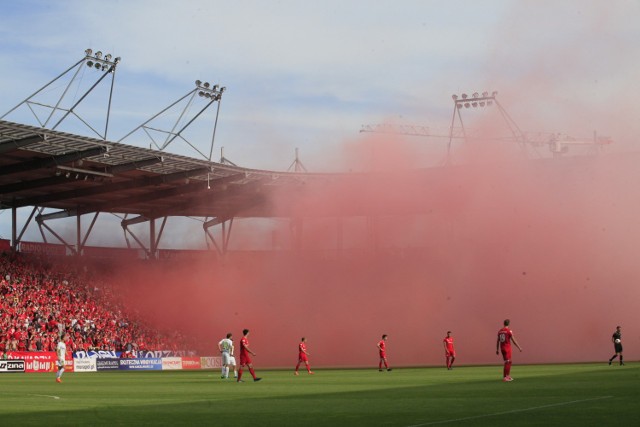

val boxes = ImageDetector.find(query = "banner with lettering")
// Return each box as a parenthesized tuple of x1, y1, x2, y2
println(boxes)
(0, 359, 25, 373)
(19, 241, 66, 256)
(181, 357, 202, 370)
(118, 358, 163, 370)
(7, 351, 58, 373)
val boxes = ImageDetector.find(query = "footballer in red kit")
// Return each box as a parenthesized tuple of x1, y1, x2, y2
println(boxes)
(294, 337, 314, 375)
(443, 331, 456, 370)
(239, 336, 251, 365)
(237, 329, 261, 382)
(377, 334, 391, 371)
(496, 319, 522, 382)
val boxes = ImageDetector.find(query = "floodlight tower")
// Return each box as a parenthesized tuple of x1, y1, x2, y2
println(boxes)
(448, 91, 527, 162)
(1, 48, 121, 140)
(118, 80, 226, 161)
(287, 148, 308, 172)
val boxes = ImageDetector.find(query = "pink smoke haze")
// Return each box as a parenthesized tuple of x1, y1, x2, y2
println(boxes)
(109, 131, 640, 368)
(104, 2, 640, 368)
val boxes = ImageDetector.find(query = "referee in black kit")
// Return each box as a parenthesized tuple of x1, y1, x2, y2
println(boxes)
(608, 325, 624, 366)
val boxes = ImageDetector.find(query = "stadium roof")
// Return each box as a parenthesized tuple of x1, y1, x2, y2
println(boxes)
(4, 118, 631, 226)
(0, 119, 339, 220)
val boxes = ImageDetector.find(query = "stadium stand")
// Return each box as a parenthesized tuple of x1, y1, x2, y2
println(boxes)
(0, 251, 189, 355)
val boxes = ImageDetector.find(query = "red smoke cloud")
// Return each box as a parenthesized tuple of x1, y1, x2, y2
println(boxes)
(109, 3, 640, 367)
(110, 130, 640, 368)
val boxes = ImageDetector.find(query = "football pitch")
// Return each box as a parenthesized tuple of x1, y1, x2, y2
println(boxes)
(0, 363, 637, 426)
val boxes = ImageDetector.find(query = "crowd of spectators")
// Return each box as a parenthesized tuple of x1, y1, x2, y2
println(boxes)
(0, 252, 191, 355)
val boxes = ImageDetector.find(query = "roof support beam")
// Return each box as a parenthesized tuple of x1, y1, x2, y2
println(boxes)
(108, 157, 162, 174)
(0, 175, 70, 194)
(35, 172, 245, 221)
(0, 146, 106, 176)
(12, 166, 212, 208)
(0, 135, 43, 154)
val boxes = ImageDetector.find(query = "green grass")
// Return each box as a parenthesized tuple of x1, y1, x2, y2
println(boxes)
(0, 363, 637, 426)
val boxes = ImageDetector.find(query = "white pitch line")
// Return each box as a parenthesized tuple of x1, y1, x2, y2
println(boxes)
(406, 395, 613, 427)
(28, 394, 61, 400)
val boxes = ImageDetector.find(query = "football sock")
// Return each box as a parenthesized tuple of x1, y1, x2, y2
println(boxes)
(249, 367, 257, 380)
(620, 356, 624, 365)
(237, 369, 243, 381)
(58, 367, 64, 378)
(306, 364, 311, 373)
(609, 355, 617, 362)
(505, 362, 512, 377)
(225, 366, 230, 377)
(450, 357, 455, 367)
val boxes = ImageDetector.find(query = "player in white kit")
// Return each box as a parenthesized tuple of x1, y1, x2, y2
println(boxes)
(218, 333, 237, 379)
(55, 333, 68, 383)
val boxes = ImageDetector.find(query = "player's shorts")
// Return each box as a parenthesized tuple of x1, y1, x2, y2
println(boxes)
(500, 347, 512, 362)
(56, 359, 65, 369)
(221, 352, 233, 366)
(379, 351, 387, 359)
(229, 356, 237, 366)
(614, 343, 623, 353)
(445, 350, 456, 357)
(298, 353, 308, 362)
(240, 354, 252, 366)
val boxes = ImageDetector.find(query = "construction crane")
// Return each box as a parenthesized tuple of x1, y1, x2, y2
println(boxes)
(360, 91, 612, 160)
(360, 123, 612, 158)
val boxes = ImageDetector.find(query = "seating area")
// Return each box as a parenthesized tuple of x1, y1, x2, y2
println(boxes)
(0, 252, 188, 354)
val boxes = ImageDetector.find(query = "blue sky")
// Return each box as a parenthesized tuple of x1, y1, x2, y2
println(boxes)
(1, 0, 639, 244)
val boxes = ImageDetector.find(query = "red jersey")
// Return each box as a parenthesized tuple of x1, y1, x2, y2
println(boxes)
(498, 327, 513, 349)
(378, 340, 386, 355)
(298, 342, 308, 362)
(240, 336, 250, 357)
(443, 337, 454, 350)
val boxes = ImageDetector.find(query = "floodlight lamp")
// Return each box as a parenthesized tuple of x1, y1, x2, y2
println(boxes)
(195, 80, 202, 86)
(105, 54, 112, 61)
(472, 102, 478, 107)
(198, 91, 205, 97)
(94, 63, 101, 70)
(86, 60, 94, 68)
(95, 51, 102, 59)
(464, 102, 470, 108)
(492, 91, 498, 96)
(482, 91, 489, 97)
(472, 92, 479, 98)
(203, 82, 210, 88)
(65, 172, 71, 178)
(461, 93, 468, 99)
(487, 100, 493, 106)
(479, 101, 486, 107)
(212, 85, 219, 91)
(85, 48, 93, 56)
(452, 94, 458, 100)
(220, 87, 226, 93)
(114, 57, 121, 63)
(456, 104, 463, 109)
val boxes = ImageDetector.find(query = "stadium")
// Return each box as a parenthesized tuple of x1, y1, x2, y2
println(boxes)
(1, 3, 639, 426)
